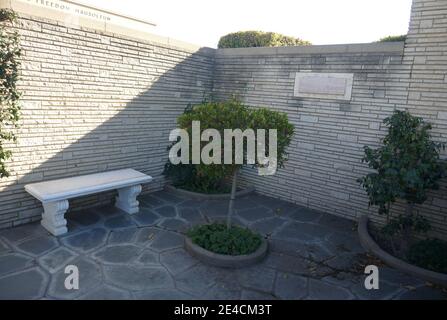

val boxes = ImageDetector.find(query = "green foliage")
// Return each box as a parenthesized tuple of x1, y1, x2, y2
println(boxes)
(0, 9, 21, 178)
(218, 31, 310, 49)
(407, 239, 447, 273)
(187, 223, 262, 255)
(378, 35, 407, 42)
(381, 214, 430, 238)
(358, 110, 446, 216)
(164, 98, 294, 193)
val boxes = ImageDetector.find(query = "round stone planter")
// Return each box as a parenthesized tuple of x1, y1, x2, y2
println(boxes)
(184, 236, 268, 268)
(165, 184, 255, 200)
(358, 215, 447, 287)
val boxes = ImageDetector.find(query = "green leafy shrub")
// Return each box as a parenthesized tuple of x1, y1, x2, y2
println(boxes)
(407, 239, 447, 273)
(187, 223, 262, 255)
(218, 31, 310, 49)
(359, 110, 446, 216)
(378, 35, 407, 42)
(165, 97, 294, 229)
(0, 9, 21, 178)
(359, 110, 446, 254)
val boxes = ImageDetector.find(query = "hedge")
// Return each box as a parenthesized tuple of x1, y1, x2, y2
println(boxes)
(218, 31, 310, 49)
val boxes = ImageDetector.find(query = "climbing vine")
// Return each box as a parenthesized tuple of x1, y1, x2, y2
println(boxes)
(0, 9, 21, 178)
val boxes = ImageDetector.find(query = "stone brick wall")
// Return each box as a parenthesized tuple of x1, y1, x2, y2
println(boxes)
(0, 13, 215, 229)
(212, 0, 447, 238)
(1, 0, 446, 238)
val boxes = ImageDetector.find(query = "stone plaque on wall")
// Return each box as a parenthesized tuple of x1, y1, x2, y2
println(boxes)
(294, 72, 354, 101)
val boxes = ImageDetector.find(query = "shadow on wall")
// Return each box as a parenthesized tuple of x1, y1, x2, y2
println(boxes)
(0, 32, 215, 229)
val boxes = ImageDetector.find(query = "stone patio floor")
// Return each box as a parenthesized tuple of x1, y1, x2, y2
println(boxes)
(0, 190, 446, 300)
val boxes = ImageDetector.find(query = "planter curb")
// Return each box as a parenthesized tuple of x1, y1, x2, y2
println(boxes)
(165, 185, 255, 200)
(184, 236, 268, 268)
(358, 214, 447, 287)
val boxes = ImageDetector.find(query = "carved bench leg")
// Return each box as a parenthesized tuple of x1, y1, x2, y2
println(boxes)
(41, 200, 69, 236)
(115, 184, 142, 214)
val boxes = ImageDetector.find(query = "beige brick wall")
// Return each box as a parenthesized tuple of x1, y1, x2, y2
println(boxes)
(0, 14, 215, 229)
(1, 0, 446, 239)
(212, 0, 447, 238)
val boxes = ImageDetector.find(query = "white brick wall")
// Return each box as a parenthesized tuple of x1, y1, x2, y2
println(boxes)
(1, 0, 446, 239)
(0, 14, 215, 229)
(212, 0, 447, 239)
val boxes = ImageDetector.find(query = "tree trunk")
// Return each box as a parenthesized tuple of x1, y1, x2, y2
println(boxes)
(226, 169, 239, 229)
(400, 202, 414, 255)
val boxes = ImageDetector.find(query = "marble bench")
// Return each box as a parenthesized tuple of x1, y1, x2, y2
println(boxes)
(24, 169, 152, 236)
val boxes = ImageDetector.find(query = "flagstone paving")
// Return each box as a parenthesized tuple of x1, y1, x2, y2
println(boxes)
(0, 190, 446, 300)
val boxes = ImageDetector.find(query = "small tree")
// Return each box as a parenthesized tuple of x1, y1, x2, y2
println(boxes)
(0, 9, 21, 178)
(359, 110, 446, 252)
(176, 99, 294, 228)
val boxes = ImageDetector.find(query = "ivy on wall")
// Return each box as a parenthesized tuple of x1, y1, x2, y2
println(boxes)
(0, 9, 21, 178)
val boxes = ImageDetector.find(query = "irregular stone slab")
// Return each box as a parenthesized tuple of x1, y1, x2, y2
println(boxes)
(379, 267, 425, 288)
(139, 194, 165, 208)
(93, 244, 142, 264)
(154, 206, 177, 218)
(93, 205, 125, 218)
(159, 218, 189, 232)
(237, 207, 274, 222)
(135, 227, 161, 245)
(0, 222, 46, 243)
(274, 272, 308, 299)
(204, 283, 241, 300)
(132, 208, 160, 227)
(103, 215, 136, 229)
(148, 231, 184, 252)
(0, 268, 47, 299)
(251, 217, 287, 236)
(236, 266, 276, 293)
(321, 275, 357, 288)
(248, 195, 288, 211)
(38, 247, 77, 273)
(174, 264, 222, 296)
(269, 238, 309, 257)
(264, 252, 311, 276)
(17, 236, 58, 257)
(160, 248, 198, 275)
(137, 249, 159, 265)
(151, 191, 185, 204)
(200, 200, 229, 218)
(326, 232, 365, 254)
(0, 239, 11, 255)
(325, 253, 359, 271)
(67, 209, 101, 227)
(108, 228, 138, 244)
(234, 198, 259, 211)
(288, 208, 322, 223)
(396, 285, 447, 300)
(79, 285, 131, 300)
(177, 199, 205, 209)
(133, 288, 194, 300)
(61, 228, 108, 253)
(305, 243, 335, 263)
(318, 214, 356, 233)
(350, 279, 402, 300)
(104, 265, 173, 291)
(307, 279, 354, 300)
(241, 290, 277, 300)
(178, 207, 204, 225)
(0, 253, 35, 277)
(273, 222, 334, 242)
(48, 257, 102, 299)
